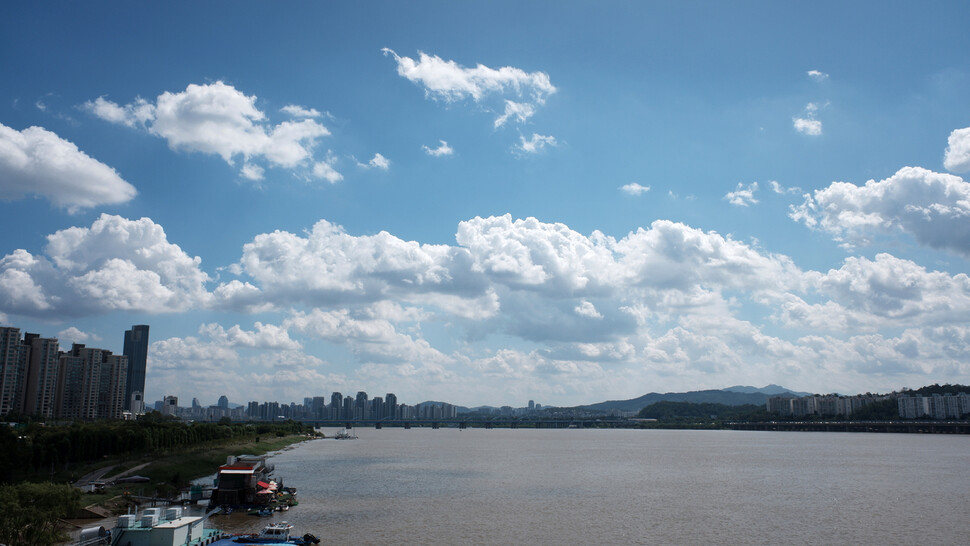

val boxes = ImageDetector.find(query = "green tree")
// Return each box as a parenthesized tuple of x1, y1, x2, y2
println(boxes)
(0, 482, 81, 545)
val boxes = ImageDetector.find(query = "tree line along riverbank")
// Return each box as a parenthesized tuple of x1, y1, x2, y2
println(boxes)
(0, 415, 318, 544)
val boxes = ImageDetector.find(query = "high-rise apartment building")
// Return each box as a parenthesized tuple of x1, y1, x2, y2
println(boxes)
(56, 344, 128, 421)
(99, 354, 128, 420)
(22, 334, 60, 418)
(343, 395, 353, 420)
(56, 345, 98, 420)
(123, 325, 149, 410)
(330, 392, 343, 419)
(310, 396, 326, 418)
(0, 327, 27, 416)
(371, 396, 384, 420)
(355, 391, 368, 420)
(385, 393, 397, 419)
(1, 326, 139, 420)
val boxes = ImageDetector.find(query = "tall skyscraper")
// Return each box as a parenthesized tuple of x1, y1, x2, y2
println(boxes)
(330, 392, 343, 419)
(385, 393, 397, 419)
(123, 325, 149, 410)
(355, 391, 369, 420)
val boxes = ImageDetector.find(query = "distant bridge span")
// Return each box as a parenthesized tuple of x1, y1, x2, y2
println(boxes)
(726, 421, 970, 434)
(295, 419, 970, 434)
(299, 419, 626, 430)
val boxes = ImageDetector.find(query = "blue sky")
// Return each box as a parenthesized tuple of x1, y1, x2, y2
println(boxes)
(3, 1, 970, 407)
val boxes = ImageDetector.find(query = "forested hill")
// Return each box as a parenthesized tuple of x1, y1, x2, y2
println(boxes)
(580, 388, 804, 413)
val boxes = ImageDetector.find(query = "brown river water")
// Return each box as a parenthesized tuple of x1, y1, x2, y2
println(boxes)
(200, 427, 969, 545)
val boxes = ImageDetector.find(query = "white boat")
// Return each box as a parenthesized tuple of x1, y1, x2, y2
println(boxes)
(229, 522, 320, 544)
(333, 428, 358, 439)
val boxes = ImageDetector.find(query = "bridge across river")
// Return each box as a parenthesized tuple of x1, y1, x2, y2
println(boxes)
(297, 419, 970, 433)
(300, 418, 628, 430)
(725, 420, 970, 434)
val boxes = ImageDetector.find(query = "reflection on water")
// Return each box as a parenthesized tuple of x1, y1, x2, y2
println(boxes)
(209, 428, 968, 544)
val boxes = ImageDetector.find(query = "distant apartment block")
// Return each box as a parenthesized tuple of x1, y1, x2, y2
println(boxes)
(766, 393, 890, 418)
(897, 393, 970, 419)
(161, 395, 179, 416)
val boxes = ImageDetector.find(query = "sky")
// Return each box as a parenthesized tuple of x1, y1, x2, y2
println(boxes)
(2, 2, 970, 408)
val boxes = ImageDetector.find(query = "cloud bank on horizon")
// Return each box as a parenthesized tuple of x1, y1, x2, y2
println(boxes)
(2, 3, 970, 406)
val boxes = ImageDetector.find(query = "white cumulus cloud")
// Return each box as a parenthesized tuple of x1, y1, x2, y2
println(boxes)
(83, 96, 155, 127)
(357, 153, 390, 171)
(807, 69, 829, 82)
(240, 163, 265, 181)
(280, 104, 321, 118)
(57, 326, 100, 345)
(769, 180, 800, 194)
(724, 182, 759, 206)
(221, 218, 486, 310)
(0, 122, 137, 212)
(85, 82, 330, 179)
(198, 322, 302, 350)
(312, 153, 343, 183)
(943, 127, 970, 173)
(0, 214, 210, 317)
(383, 48, 555, 104)
(793, 102, 824, 136)
(790, 166, 970, 257)
(285, 308, 453, 365)
(793, 117, 822, 136)
(383, 48, 555, 129)
(423, 140, 454, 156)
(620, 183, 651, 196)
(574, 300, 603, 319)
(495, 100, 536, 128)
(516, 133, 557, 154)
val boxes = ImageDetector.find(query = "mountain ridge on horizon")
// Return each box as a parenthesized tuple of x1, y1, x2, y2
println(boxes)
(459, 385, 813, 413)
(722, 384, 813, 396)
(578, 385, 812, 413)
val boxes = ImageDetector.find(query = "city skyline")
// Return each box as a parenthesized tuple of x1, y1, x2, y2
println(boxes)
(2, 3, 970, 407)
(0, 321, 960, 414)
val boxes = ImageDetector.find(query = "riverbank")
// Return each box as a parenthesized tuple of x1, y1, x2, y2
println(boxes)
(77, 434, 316, 510)
(52, 434, 317, 544)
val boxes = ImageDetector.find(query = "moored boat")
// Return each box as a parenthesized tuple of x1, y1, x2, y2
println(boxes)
(333, 428, 357, 439)
(229, 522, 320, 545)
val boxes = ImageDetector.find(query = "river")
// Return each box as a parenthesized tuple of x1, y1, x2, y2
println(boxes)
(210, 428, 969, 544)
